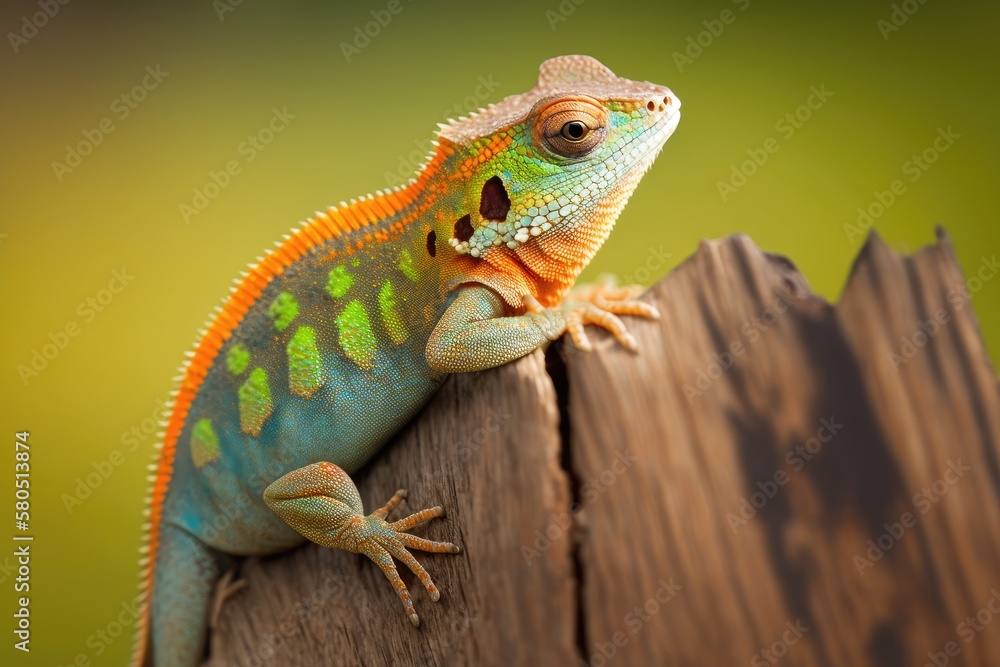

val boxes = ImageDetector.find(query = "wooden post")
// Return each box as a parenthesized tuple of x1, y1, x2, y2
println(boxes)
(206, 231, 1000, 666)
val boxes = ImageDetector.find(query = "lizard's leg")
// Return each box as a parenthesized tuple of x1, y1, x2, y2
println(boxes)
(150, 523, 232, 666)
(425, 283, 657, 372)
(263, 462, 460, 627)
(425, 285, 565, 373)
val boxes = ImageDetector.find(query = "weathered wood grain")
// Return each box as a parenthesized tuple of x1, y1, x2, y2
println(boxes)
(207, 231, 1000, 667)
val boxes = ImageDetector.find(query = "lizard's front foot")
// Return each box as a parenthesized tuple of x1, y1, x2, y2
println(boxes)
(525, 275, 659, 352)
(263, 462, 460, 627)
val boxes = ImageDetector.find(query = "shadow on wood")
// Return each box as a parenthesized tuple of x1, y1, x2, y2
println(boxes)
(206, 230, 1000, 667)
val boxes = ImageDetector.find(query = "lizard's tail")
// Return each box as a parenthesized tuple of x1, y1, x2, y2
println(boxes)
(136, 524, 224, 667)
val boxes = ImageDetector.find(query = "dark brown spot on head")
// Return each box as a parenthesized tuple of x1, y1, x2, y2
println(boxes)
(454, 214, 474, 242)
(426, 230, 437, 257)
(479, 175, 511, 222)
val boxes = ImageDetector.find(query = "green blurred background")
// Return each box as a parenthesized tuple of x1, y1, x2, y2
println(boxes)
(1, 0, 998, 664)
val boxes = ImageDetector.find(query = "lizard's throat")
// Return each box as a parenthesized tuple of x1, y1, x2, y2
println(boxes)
(509, 164, 650, 304)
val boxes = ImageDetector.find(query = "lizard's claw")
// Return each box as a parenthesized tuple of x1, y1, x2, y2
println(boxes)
(561, 276, 659, 352)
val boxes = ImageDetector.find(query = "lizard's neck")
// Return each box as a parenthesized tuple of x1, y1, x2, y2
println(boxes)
(421, 139, 629, 311)
(440, 231, 594, 311)
(505, 163, 647, 308)
(437, 188, 629, 311)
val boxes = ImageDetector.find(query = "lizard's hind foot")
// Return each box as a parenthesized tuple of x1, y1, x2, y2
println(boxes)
(263, 462, 461, 628)
(358, 496, 461, 626)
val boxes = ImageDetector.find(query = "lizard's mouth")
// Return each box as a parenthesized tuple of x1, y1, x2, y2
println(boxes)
(597, 106, 681, 210)
(622, 106, 681, 182)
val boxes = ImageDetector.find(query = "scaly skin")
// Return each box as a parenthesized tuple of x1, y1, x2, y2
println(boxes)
(133, 55, 680, 666)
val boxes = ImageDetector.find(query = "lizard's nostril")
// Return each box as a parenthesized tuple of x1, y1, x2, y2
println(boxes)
(647, 96, 673, 113)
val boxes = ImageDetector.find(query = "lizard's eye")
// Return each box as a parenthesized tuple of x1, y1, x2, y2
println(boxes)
(535, 97, 607, 159)
(561, 121, 588, 142)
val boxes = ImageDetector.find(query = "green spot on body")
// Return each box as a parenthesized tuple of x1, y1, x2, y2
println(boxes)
(398, 249, 419, 282)
(378, 281, 409, 345)
(336, 300, 377, 370)
(351, 258, 361, 267)
(326, 265, 354, 299)
(226, 343, 250, 375)
(238, 367, 273, 437)
(286, 326, 323, 398)
(190, 418, 220, 468)
(268, 291, 299, 331)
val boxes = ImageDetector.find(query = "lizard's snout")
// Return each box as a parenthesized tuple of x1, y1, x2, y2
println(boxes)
(644, 89, 680, 117)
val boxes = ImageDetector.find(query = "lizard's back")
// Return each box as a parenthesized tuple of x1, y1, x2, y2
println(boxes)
(157, 170, 457, 557)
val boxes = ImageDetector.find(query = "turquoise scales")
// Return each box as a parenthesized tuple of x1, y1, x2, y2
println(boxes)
(171, 229, 450, 555)
(136, 55, 680, 666)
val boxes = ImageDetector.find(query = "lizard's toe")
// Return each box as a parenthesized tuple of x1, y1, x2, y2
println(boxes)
(209, 565, 246, 629)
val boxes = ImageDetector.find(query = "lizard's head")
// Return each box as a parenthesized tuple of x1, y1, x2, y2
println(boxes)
(437, 55, 680, 305)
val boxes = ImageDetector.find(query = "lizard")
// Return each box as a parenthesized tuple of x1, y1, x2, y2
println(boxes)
(131, 54, 680, 666)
